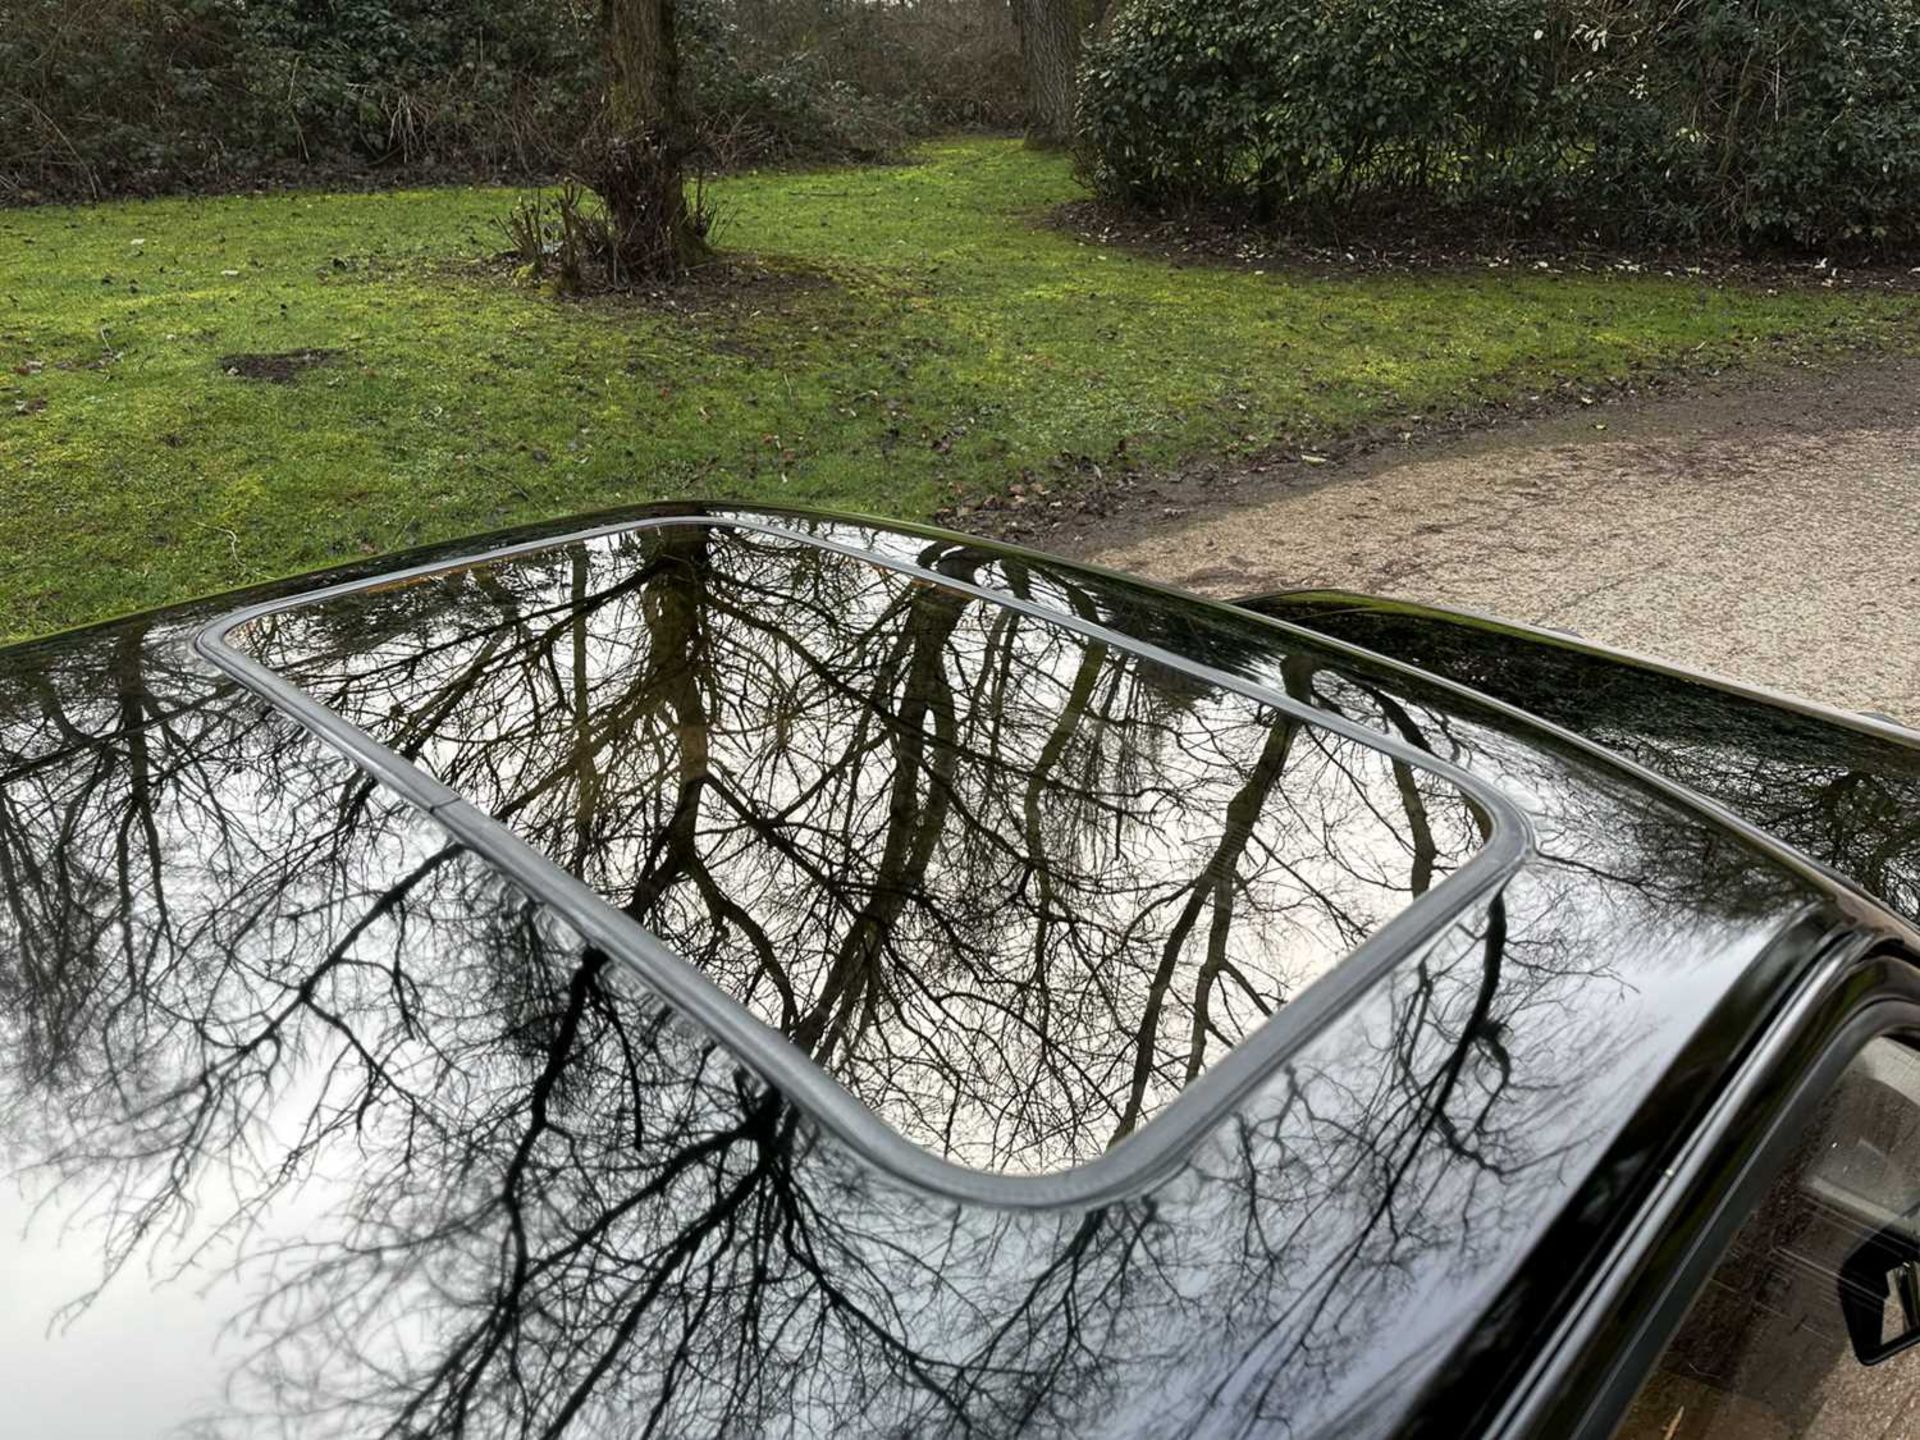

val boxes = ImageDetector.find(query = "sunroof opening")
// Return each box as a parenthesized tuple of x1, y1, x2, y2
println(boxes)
(226, 520, 1492, 1176)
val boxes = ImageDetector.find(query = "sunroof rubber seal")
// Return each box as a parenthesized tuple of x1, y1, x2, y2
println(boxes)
(192, 514, 1533, 1211)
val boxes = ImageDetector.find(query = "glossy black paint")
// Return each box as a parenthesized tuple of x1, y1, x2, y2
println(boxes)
(0, 504, 1909, 1439)
(1228, 589, 1920, 1438)
(1502, 949, 1920, 1440)
(1238, 589, 1920, 929)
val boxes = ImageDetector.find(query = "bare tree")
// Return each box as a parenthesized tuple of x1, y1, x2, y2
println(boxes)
(1012, 0, 1097, 148)
(592, 0, 709, 280)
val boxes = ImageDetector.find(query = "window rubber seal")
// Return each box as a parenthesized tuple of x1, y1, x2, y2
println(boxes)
(191, 513, 1533, 1212)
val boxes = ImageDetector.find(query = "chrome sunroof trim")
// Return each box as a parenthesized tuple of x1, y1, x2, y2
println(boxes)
(192, 514, 1533, 1210)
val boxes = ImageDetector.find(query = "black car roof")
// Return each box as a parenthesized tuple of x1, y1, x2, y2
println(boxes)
(0, 503, 1902, 1439)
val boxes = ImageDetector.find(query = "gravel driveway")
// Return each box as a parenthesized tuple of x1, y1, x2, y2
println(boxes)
(1069, 357, 1920, 726)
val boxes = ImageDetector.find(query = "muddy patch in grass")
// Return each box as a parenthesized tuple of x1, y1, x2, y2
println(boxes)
(218, 349, 340, 383)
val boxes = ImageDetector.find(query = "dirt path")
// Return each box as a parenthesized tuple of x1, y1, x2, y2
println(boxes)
(1057, 357, 1920, 725)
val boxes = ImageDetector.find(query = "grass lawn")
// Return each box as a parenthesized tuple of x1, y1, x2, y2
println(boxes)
(2, 137, 1915, 641)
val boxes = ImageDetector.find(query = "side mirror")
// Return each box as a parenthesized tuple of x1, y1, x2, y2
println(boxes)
(1838, 1224, 1920, 1364)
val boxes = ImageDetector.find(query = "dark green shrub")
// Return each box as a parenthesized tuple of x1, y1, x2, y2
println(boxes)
(1588, 1, 1920, 249)
(0, 0, 1021, 200)
(687, 0, 1021, 167)
(0, 0, 601, 199)
(1081, 0, 1920, 253)
(687, 32, 916, 166)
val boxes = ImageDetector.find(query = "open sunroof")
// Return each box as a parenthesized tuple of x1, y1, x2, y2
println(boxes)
(210, 518, 1511, 1185)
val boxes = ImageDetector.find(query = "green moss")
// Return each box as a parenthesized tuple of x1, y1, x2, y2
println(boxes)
(1, 138, 1913, 639)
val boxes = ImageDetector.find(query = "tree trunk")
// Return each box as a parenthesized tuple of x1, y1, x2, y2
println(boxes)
(595, 0, 707, 280)
(1013, 0, 1095, 149)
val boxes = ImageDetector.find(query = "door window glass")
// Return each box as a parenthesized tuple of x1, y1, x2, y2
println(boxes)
(1615, 1036, 1920, 1440)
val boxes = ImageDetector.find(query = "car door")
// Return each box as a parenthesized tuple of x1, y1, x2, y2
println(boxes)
(1612, 1030, 1920, 1438)
(1494, 942, 1920, 1440)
